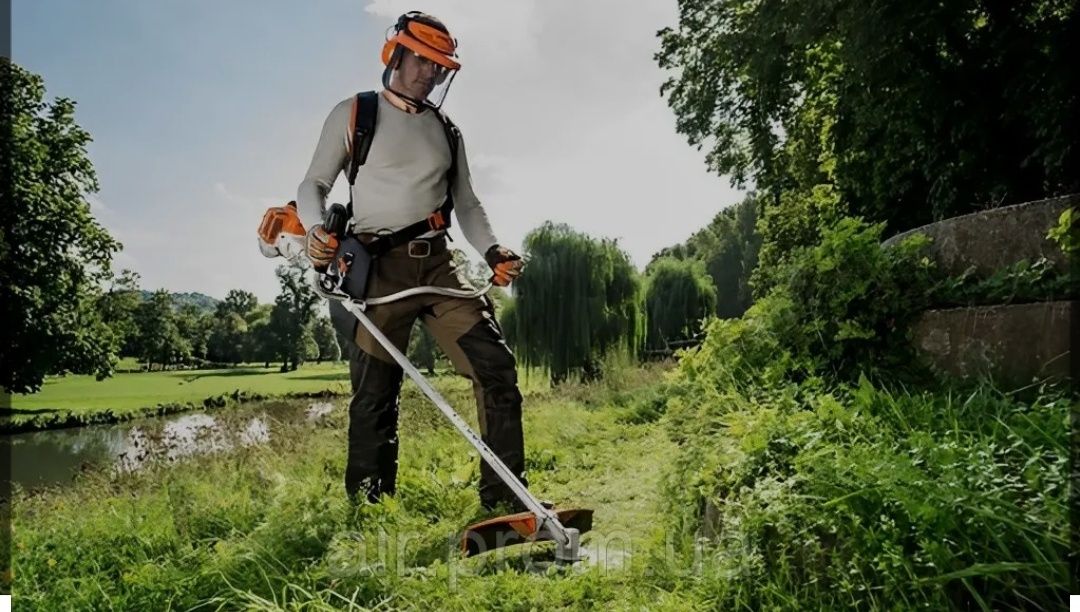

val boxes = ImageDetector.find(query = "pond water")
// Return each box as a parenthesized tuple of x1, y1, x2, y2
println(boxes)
(9, 400, 340, 490)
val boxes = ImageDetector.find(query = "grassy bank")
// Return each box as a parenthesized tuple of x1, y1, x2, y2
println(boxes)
(3, 363, 573, 433)
(4, 362, 359, 432)
(11, 363, 692, 609)
(9, 362, 352, 415)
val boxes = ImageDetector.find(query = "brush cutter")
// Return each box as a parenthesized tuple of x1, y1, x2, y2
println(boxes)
(262, 202, 592, 563)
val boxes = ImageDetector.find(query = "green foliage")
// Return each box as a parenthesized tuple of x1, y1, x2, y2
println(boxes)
(310, 317, 341, 363)
(206, 312, 248, 365)
(174, 304, 212, 362)
(696, 217, 936, 383)
(780, 218, 936, 379)
(407, 322, 443, 375)
(650, 193, 762, 318)
(933, 258, 1079, 307)
(0, 59, 122, 392)
(139, 290, 218, 313)
(98, 269, 143, 356)
(207, 291, 261, 364)
(752, 184, 846, 295)
(656, 0, 1079, 235)
(643, 257, 716, 350)
(132, 290, 192, 369)
(216, 289, 257, 319)
(300, 327, 319, 363)
(660, 365, 1070, 608)
(270, 260, 320, 371)
(649, 210, 1071, 607)
(244, 307, 279, 367)
(509, 222, 645, 384)
(1047, 206, 1077, 255)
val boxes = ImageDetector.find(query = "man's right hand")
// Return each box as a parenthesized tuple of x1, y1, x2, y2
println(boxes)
(306, 224, 340, 268)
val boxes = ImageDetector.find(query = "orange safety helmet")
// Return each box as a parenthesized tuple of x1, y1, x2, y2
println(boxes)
(380, 11, 460, 109)
(381, 11, 460, 71)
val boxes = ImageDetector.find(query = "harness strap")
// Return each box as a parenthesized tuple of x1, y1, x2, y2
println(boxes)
(345, 90, 461, 256)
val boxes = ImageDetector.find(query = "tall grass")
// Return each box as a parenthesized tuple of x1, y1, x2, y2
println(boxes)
(657, 363, 1070, 609)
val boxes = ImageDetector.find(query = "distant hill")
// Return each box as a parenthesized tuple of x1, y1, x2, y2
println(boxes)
(138, 290, 219, 313)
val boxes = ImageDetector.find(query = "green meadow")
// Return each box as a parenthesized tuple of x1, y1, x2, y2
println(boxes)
(9, 363, 352, 416)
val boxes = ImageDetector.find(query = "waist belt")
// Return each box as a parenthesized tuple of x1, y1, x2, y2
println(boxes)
(356, 199, 453, 257)
(358, 232, 448, 258)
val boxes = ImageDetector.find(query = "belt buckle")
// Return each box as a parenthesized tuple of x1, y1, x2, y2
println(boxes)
(407, 240, 431, 258)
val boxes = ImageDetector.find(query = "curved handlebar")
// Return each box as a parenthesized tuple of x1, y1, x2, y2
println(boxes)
(313, 272, 492, 309)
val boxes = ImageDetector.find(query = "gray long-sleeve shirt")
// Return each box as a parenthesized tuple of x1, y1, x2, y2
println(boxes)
(296, 92, 499, 255)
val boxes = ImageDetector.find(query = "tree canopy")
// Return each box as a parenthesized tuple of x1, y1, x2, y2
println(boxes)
(656, 0, 1079, 236)
(1, 59, 122, 392)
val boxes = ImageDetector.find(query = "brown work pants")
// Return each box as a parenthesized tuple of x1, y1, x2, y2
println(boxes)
(333, 237, 526, 510)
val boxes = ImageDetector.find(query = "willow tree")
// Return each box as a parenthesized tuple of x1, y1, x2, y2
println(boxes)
(644, 257, 717, 351)
(508, 222, 644, 385)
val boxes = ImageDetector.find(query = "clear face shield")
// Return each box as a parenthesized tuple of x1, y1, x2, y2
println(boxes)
(383, 46, 459, 110)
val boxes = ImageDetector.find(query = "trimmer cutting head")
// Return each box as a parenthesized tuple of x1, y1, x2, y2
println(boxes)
(461, 508, 594, 562)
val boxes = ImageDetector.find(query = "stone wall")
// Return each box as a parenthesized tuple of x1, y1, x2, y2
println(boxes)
(911, 301, 1073, 386)
(883, 194, 1074, 277)
(885, 195, 1075, 384)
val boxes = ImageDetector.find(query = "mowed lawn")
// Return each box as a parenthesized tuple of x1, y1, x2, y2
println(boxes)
(9, 362, 352, 416)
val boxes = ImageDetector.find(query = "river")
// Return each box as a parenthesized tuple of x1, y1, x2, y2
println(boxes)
(8, 399, 339, 490)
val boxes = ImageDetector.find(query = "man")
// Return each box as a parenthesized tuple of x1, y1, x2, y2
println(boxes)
(295, 11, 528, 511)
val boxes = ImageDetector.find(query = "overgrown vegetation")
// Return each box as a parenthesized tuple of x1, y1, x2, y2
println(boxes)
(658, 368, 1069, 609)
(679, 218, 936, 384)
(1047, 206, 1077, 255)
(644, 217, 1072, 609)
(932, 257, 1079, 308)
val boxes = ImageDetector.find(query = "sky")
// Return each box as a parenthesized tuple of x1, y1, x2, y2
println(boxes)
(12, 0, 743, 303)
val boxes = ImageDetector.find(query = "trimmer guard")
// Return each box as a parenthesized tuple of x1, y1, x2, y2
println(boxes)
(461, 508, 594, 557)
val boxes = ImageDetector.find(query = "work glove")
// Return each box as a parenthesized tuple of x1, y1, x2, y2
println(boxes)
(257, 200, 306, 260)
(306, 224, 340, 269)
(485, 244, 523, 287)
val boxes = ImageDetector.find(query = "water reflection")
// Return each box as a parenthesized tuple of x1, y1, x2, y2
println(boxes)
(10, 400, 338, 490)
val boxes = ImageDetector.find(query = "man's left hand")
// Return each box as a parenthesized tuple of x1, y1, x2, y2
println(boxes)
(485, 245, 524, 287)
